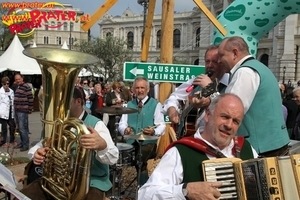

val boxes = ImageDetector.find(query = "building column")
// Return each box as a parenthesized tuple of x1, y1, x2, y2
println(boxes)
(280, 15, 297, 84)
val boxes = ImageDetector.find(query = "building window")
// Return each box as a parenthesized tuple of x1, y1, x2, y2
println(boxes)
(106, 32, 112, 37)
(260, 54, 269, 67)
(194, 59, 199, 65)
(127, 31, 134, 49)
(44, 22, 48, 30)
(57, 22, 61, 30)
(51, 21, 55, 28)
(70, 22, 74, 32)
(195, 28, 200, 47)
(173, 29, 181, 48)
(63, 22, 68, 31)
(56, 36, 62, 45)
(156, 30, 161, 48)
(43, 36, 49, 44)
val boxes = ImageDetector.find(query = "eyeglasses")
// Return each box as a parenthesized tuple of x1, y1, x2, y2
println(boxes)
(83, 82, 88, 85)
(2, 83, 9, 85)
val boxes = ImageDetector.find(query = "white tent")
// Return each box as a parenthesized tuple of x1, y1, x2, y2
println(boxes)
(61, 41, 69, 50)
(0, 34, 41, 74)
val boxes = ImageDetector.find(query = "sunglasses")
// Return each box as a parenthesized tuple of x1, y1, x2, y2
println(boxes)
(2, 83, 9, 85)
(83, 82, 88, 85)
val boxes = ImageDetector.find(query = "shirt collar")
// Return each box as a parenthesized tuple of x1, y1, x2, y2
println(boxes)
(194, 128, 235, 158)
(219, 73, 230, 86)
(78, 110, 85, 120)
(137, 96, 149, 104)
(230, 55, 253, 75)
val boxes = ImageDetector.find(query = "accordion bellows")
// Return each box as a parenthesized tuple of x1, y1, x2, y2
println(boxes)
(202, 155, 300, 200)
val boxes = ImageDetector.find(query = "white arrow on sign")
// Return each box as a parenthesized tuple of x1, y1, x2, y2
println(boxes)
(129, 67, 145, 76)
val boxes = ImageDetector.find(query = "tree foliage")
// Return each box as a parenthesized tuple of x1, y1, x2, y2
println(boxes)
(75, 36, 133, 82)
(0, 7, 33, 51)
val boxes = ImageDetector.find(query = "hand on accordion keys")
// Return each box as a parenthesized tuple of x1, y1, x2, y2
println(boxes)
(183, 181, 222, 199)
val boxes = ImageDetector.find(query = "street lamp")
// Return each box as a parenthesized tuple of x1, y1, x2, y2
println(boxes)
(69, 22, 74, 50)
(282, 66, 286, 84)
(137, 0, 149, 48)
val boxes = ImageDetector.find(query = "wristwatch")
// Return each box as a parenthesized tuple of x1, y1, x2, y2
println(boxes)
(182, 183, 189, 200)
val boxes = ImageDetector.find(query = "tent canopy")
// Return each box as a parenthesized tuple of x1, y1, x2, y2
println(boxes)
(0, 35, 41, 75)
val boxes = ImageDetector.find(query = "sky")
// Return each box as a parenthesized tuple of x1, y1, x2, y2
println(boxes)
(0, 0, 197, 36)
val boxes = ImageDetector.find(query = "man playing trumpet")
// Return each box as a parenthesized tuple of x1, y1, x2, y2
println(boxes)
(118, 76, 166, 185)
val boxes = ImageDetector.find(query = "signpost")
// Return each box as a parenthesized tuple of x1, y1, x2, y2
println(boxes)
(123, 62, 205, 83)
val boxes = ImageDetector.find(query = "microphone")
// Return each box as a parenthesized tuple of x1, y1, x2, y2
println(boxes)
(185, 70, 214, 93)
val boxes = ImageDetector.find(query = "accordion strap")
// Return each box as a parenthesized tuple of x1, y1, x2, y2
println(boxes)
(165, 136, 245, 158)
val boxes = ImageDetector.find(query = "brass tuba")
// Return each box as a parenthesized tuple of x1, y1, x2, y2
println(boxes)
(23, 48, 99, 200)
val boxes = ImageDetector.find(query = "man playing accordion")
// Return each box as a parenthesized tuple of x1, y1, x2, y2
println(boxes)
(139, 93, 258, 200)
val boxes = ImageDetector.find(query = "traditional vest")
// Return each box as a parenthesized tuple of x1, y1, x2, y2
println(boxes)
(230, 59, 289, 154)
(176, 140, 254, 182)
(127, 97, 158, 145)
(83, 113, 112, 191)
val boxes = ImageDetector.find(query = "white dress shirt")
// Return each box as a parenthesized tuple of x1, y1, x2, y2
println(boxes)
(225, 55, 260, 114)
(118, 96, 166, 136)
(138, 128, 258, 200)
(28, 111, 119, 165)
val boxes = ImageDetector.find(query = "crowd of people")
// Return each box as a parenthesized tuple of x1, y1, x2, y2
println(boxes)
(1, 36, 300, 199)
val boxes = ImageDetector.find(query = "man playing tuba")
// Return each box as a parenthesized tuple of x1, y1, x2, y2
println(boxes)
(20, 87, 119, 200)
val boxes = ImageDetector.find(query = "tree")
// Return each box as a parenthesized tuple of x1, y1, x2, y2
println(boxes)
(75, 36, 133, 82)
(0, 7, 33, 51)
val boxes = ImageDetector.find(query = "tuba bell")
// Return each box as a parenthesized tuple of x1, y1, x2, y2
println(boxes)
(23, 48, 99, 200)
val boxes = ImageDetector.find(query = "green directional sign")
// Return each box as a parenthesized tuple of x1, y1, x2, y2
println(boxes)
(123, 62, 206, 83)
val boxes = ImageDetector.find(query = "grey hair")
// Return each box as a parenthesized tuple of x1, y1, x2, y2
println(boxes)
(293, 87, 300, 94)
(133, 76, 150, 88)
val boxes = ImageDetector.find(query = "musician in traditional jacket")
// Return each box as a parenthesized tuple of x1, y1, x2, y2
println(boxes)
(20, 87, 119, 200)
(118, 76, 166, 185)
(163, 45, 229, 134)
(138, 94, 258, 200)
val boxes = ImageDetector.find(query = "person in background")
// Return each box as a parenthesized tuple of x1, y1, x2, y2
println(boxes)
(138, 94, 257, 199)
(119, 81, 132, 103)
(89, 80, 95, 94)
(0, 76, 16, 147)
(105, 82, 125, 139)
(90, 83, 105, 120)
(118, 76, 166, 186)
(82, 79, 92, 109)
(75, 77, 81, 87)
(283, 86, 298, 138)
(13, 74, 33, 152)
(279, 83, 287, 100)
(20, 87, 119, 200)
(292, 87, 300, 140)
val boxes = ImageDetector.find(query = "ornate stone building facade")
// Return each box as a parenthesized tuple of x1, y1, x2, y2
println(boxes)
(31, 4, 88, 50)
(99, 0, 300, 85)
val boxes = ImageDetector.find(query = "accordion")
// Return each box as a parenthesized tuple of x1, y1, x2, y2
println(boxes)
(202, 154, 300, 200)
